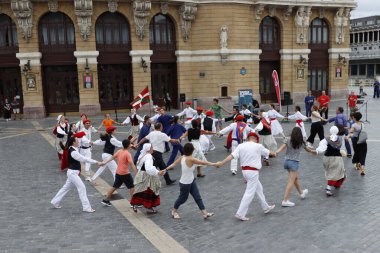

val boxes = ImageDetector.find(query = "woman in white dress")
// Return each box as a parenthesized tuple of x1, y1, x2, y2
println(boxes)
(286, 106, 308, 139)
(267, 104, 286, 138)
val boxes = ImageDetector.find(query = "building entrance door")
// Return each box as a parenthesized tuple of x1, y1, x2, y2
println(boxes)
(259, 61, 280, 102)
(42, 66, 79, 113)
(151, 63, 177, 108)
(0, 68, 23, 112)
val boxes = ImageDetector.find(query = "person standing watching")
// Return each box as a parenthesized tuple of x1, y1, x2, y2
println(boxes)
(304, 90, 315, 119)
(373, 80, 380, 99)
(11, 96, 21, 120)
(317, 90, 330, 119)
(348, 91, 358, 113)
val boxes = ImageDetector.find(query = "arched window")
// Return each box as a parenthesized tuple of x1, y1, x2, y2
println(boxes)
(39, 12, 75, 52)
(149, 14, 176, 52)
(96, 12, 130, 51)
(259, 16, 280, 50)
(308, 18, 329, 46)
(0, 14, 18, 51)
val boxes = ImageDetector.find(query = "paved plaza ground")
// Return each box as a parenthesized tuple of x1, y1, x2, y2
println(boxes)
(1, 87, 379, 253)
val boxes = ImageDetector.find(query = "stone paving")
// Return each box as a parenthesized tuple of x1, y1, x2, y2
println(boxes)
(1, 87, 380, 253)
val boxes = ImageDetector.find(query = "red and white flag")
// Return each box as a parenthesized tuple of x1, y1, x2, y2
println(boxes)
(272, 70, 282, 111)
(131, 86, 150, 110)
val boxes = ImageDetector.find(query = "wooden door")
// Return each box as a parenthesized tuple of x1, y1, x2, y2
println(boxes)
(0, 68, 23, 112)
(43, 65, 79, 113)
(151, 63, 178, 108)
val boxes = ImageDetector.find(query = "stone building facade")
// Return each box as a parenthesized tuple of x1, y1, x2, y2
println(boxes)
(0, 0, 356, 118)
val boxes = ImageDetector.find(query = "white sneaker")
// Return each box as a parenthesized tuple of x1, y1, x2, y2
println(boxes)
(306, 142, 313, 148)
(85, 176, 91, 181)
(231, 171, 237, 176)
(83, 208, 95, 213)
(210, 146, 216, 151)
(264, 205, 275, 214)
(235, 214, 250, 221)
(52, 203, 62, 209)
(281, 200, 295, 207)
(300, 189, 309, 199)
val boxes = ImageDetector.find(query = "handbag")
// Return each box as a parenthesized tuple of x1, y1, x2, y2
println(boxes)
(357, 124, 368, 144)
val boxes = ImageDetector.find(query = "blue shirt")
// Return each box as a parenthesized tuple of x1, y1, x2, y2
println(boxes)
(328, 113, 348, 127)
(167, 123, 186, 139)
(157, 114, 173, 133)
(138, 123, 151, 142)
(304, 95, 315, 108)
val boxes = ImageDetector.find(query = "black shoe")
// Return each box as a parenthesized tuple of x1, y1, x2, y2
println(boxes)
(101, 199, 112, 207)
(166, 180, 176, 186)
(347, 154, 352, 158)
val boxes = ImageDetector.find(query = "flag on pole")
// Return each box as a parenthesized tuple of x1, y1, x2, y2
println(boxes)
(272, 70, 282, 111)
(131, 86, 150, 110)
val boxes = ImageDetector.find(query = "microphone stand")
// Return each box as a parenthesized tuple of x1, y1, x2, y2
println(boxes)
(358, 100, 370, 124)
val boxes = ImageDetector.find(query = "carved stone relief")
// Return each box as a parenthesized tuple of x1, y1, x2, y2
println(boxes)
(132, 0, 151, 41)
(48, 0, 58, 12)
(294, 6, 312, 44)
(74, 0, 93, 41)
(335, 7, 350, 44)
(160, 2, 168, 15)
(220, 25, 228, 49)
(269, 7, 276, 18)
(11, 0, 33, 41)
(283, 6, 293, 21)
(179, 3, 197, 42)
(319, 7, 325, 19)
(255, 4, 265, 20)
(108, 0, 118, 13)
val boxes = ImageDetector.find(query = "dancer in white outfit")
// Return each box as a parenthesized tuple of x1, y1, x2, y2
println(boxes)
(254, 112, 277, 166)
(218, 115, 255, 175)
(51, 133, 102, 213)
(91, 126, 122, 181)
(177, 101, 197, 129)
(80, 119, 97, 181)
(267, 104, 286, 138)
(287, 106, 308, 139)
(217, 132, 275, 221)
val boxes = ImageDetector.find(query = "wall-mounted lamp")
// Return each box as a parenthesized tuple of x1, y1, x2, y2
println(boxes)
(85, 58, 90, 75)
(338, 54, 347, 66)
(299, 55, 308, 65)
(22, 60, 31, 76)
(141, 57, 148, 72)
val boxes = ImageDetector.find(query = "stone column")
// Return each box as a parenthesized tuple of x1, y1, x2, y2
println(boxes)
(129, 50, 153, 113)
(279, 49, 311, 103)
(328, 48, 351, 99)
(16, 52, 45, 119)
(73, 50, 101, 116)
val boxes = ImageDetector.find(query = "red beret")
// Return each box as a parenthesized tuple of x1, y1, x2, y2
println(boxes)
(83, 119, 91, 124)
(196, 107, 203, 111)
(247, 132, 259, 142)
(106, 126, 117, 134)
(73, 131, 86, 138)
(185, 101, 192, 105)
(156, 107, 161, 111)
(235, 115, 244, 121)
(80, 113, 87, 118)
(206, 110, 214, 117)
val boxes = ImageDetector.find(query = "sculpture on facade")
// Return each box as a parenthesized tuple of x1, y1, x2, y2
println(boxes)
(11, 0, 33, 41)
(74, 0, 93, 41)
(295, 6, 311, 44)
(334, 8, 344, 44)
(283, 6, 293, 21)
(48, 0, 58, 12)
(160, 2, 168, 15)
(220, 25, 228, 49)
(132, 0, 151, 41)
(108, 0, 118, 13)
(179, 3, 197, 42)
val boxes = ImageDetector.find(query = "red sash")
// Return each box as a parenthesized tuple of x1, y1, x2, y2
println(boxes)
(270, 118, 276, 121)
(261, 118, 271, 131)
(296, 119, 303, 128)
(242, 166, 259, 171)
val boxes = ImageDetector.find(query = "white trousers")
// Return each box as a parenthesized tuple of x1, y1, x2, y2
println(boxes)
(260, 135, 277, 159)
(205, 135, 215, 151)
(51, 169, 92, 211)
(80, 148, 92, 175)
(127, 125, 140, 138)
(230, 140, 239, 173)
(296, 122, 307, 139)
(91, 153, 116, 181)
(236, 170, 270, 217)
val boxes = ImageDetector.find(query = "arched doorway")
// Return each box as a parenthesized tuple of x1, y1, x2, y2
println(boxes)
(149, 14, 178, 108)
(308, 18, 329, 97)
(0, 14, 23, 113)
(96, 12, 133, 110)
(39, 12, 79, 114)
(259, 16, 281, 103)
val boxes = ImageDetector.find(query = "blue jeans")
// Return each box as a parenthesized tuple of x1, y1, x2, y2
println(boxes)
(166, 143, 184, 166)
(344, 130, 352, 155)
(174, 180, 205, 210)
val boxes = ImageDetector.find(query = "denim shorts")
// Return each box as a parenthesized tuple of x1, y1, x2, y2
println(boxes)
(283, 159, 300, 171)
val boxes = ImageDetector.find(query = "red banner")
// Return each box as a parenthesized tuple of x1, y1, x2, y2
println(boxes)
(272, 70, 282, 111)
(130, 86, 150, 110)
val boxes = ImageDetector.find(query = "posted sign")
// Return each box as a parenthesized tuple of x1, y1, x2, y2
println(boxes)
(238, 89, 253, 110)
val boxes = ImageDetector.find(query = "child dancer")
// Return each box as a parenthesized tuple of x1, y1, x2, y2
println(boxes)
(287, 106, 308, 139)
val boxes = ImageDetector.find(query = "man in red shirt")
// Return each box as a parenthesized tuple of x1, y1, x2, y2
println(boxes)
(317, 90, 330, 119)
(348, 91, 358, 113)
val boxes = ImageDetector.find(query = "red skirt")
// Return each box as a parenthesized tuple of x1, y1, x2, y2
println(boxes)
(226, 132, 232, 149)
(327, 177, 345, 188)
(60, 148, 69, 171)
(130, 188, 160, 209)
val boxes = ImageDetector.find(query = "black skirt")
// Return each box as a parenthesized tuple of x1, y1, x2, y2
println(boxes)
(352, 138, 367, 165)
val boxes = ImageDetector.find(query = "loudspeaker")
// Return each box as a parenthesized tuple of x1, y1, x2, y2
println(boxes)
(179, 93, 186, 102)
(282, 92, 292, 105)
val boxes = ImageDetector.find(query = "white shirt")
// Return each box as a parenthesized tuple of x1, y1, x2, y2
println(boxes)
(231, 142, 270, 170)
(150, 113, 160, 123)
(311, 111, 322, 123)
(76, 120, 84, 132)
(70, 146, 98, 164)
(288, 111, 308, 121)
(201, 117, 218, 132)
(240, 109, 251, 116)
(138, 154, 159, 176)
(268, 109, 284, 119)
(179, 156, 196, 184)
(93, 135, 123, 148)
(219, 122, 254, 140)
(145, 130, 170, 153)
(253, 118, 271, 132)
(122, 114, 144, 125)
(56, 123, 67, 136)
(177, 107, 197, 118)
(81, 126, 97, 147)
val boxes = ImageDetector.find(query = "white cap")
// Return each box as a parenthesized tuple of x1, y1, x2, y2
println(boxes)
(329, 126, 339, 142)
(57, 115, 63, 121)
